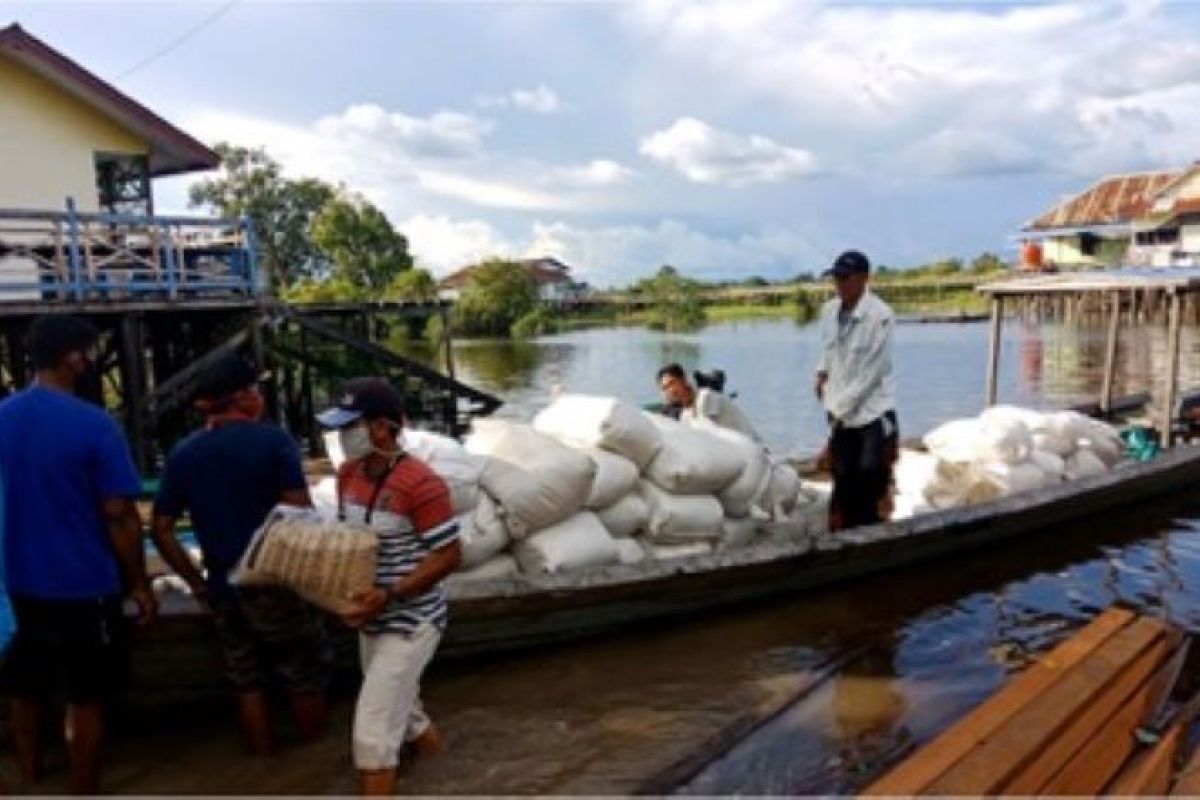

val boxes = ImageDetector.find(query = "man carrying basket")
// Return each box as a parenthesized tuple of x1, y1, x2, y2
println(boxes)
(317, 377, 463, 797)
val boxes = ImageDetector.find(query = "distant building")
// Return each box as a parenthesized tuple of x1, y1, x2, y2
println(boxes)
(1019, 164, 1200, 270)
(438, 257, 589, 304)
(0, 23, 218, 214)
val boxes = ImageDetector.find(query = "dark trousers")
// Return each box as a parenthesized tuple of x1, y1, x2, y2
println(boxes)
(829, 411, 898, 532)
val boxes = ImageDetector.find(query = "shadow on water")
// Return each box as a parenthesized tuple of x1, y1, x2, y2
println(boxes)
(672, 493, 1200, 795)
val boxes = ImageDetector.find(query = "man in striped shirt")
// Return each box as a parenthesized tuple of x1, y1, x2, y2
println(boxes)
(317, 378, 462, 797)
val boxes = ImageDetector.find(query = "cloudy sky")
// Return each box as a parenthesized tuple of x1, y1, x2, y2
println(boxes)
(7, 0, 1200, 285)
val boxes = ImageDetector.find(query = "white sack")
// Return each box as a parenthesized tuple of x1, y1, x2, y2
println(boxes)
(595, 492, 650, 538)
(449, 555, 519, 584)
(638, 480, 724, 541)
(403, 430, 484, 514)
(1079, 435, 1123, 467)
(922, 460, 1004, 510)
(467, 421, 595, 538)
(615, 538, 647, 566)
(978, 461, 1047, 494)
(689, 420, 771, 516)
(924, 418, 984, 463)
(762, 463, 803, 519)
(533, 394, 663, 469)
(1065, 448, 1107, 480)
(459, 494, 510, 569)
(643, 415, 744, 494)
(719, 517, 760, 550)
(1032, 430, 1075, 458)
(512, 512, 619, 575)
(584, 448, 640, 510)
(645, 542, 713, 560)
(974, 418, 1034, 465)
(980, 405, 1048, 431)
(894, 450, 939, 496)
(1030, 449, 1066, 480)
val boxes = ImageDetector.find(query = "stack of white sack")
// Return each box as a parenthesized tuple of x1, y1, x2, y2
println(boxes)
(893, 405, 1124, 517)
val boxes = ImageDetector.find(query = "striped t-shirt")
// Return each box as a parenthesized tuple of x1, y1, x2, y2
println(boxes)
(337, 455, 459, 636)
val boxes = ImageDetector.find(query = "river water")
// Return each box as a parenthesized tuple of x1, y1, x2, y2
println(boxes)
(427, 317, 1200, 794)
(448, 317, 1200, 453)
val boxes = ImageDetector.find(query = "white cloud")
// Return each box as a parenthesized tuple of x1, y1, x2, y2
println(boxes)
(417, 170, 564, 211)
(477, 85, 565, 114)
(905, 128, 1045, 178)
(544, 159, 637, 188)
(396, 213, 829, 285)
(639, 117, 818, 186)
(315, 103, 493, 160)
(624, 0, 1200, 177)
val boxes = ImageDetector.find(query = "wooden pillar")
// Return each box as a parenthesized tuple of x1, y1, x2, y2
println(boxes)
(984, 295, 1003, 407)
(1100, 291, 1121, 414)
(1161, 290, 1183, 448)
(299, 324, 319, 457)
(118, 314, 149, 472)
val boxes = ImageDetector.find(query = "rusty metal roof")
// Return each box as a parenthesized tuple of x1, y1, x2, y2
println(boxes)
(1025, 170, 1183, 231)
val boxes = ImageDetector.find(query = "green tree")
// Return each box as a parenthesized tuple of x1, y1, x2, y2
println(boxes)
(283, 275, 366, 303)
(188, 144, 335, 290)
(637, 264, 706, 331)
(969, 252, 1006, 274)
(452, 259, 539, 337)
(383, 268, 438, 303)
(310, 195, 413, 293)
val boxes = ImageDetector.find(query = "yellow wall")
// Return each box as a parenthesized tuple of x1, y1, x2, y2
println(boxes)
(0, 54, 149, 212)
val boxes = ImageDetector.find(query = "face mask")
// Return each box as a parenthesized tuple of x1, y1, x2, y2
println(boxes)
(338, 425, 374, 463)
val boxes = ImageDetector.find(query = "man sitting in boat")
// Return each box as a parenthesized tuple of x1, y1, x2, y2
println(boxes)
(815, 250, 899, 532)
(150, 353, 332, 755)
(655, 363, 762, 441)
(317, 378, 462, 797)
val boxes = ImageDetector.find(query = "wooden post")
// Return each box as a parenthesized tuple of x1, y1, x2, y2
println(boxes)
(984, 295, 1003, 407)
(1161, 290, 1183, 448)
(1100, 291, 1121, 414)
(118, 314, 149, 472)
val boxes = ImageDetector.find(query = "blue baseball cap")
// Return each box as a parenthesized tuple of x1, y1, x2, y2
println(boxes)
(316, 377, 405, 429)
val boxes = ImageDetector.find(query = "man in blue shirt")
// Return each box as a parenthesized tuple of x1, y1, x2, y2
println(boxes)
(151, 354, 331, 755)
(0, 315, 155, 794)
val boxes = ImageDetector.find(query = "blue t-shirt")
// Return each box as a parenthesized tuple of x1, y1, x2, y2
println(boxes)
(0, 386, 141, 599)
(153, 421, 307, 593)
(0, 466, 14, 653)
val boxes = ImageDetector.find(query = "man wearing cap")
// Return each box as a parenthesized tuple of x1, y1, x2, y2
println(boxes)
(317, 378, 462, 797)
(150, 353, 332, 755)
(815, 250, 898, 531)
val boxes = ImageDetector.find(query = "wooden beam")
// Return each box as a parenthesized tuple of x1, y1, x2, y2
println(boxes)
(1162, 290, 1183, 447)
(984, 295, 1003, 407)
(1101, 290, 1121, 413)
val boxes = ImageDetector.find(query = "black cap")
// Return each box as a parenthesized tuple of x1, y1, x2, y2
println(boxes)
(316, 377, 405, 428)
(824, 249, 870, 278)
(193, 353, 259, 402)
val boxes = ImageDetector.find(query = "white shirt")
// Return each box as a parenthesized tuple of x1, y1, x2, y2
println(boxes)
(817, 289, 896, 428)
(682, 388, 762, 442)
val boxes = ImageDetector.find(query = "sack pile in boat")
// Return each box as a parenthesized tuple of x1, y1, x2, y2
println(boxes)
(893, 405, 1124, 519)
(450, 394, 824, 579)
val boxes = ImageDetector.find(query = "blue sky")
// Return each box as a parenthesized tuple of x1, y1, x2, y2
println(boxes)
(6, 0, 1200, 286)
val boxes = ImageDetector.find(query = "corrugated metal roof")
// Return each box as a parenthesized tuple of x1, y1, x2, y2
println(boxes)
(1025, 170, 1182, 231)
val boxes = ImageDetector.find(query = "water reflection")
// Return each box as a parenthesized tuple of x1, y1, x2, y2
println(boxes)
(679, 495, 1200, 795)
(415, 318, 1200, 452)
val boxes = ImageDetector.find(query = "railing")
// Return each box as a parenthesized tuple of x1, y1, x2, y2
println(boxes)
(0, 197, 259, 303)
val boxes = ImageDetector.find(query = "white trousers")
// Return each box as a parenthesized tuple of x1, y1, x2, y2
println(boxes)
(352, 623, 441, 770)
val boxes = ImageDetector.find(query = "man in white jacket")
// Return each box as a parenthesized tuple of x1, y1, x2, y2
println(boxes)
(815, 250, 898, 531)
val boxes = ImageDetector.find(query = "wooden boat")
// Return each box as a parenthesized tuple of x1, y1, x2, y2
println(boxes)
(132, 443, 1200, 701)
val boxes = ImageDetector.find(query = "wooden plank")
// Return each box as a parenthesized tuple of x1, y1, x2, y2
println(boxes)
(861, 608, 1135, 795)
(1171, 736, 1200, 795)
(1021, 633, 1182, 794)
(926, 616, 1165, 795)
(1108, 716, 1187, 796)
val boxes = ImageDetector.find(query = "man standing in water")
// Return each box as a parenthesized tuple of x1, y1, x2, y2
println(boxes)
(318, 378, 462, 796)
(815, 250, 898, 531)
(151, 353, 332, 755)
(0, 315, 155, 794)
